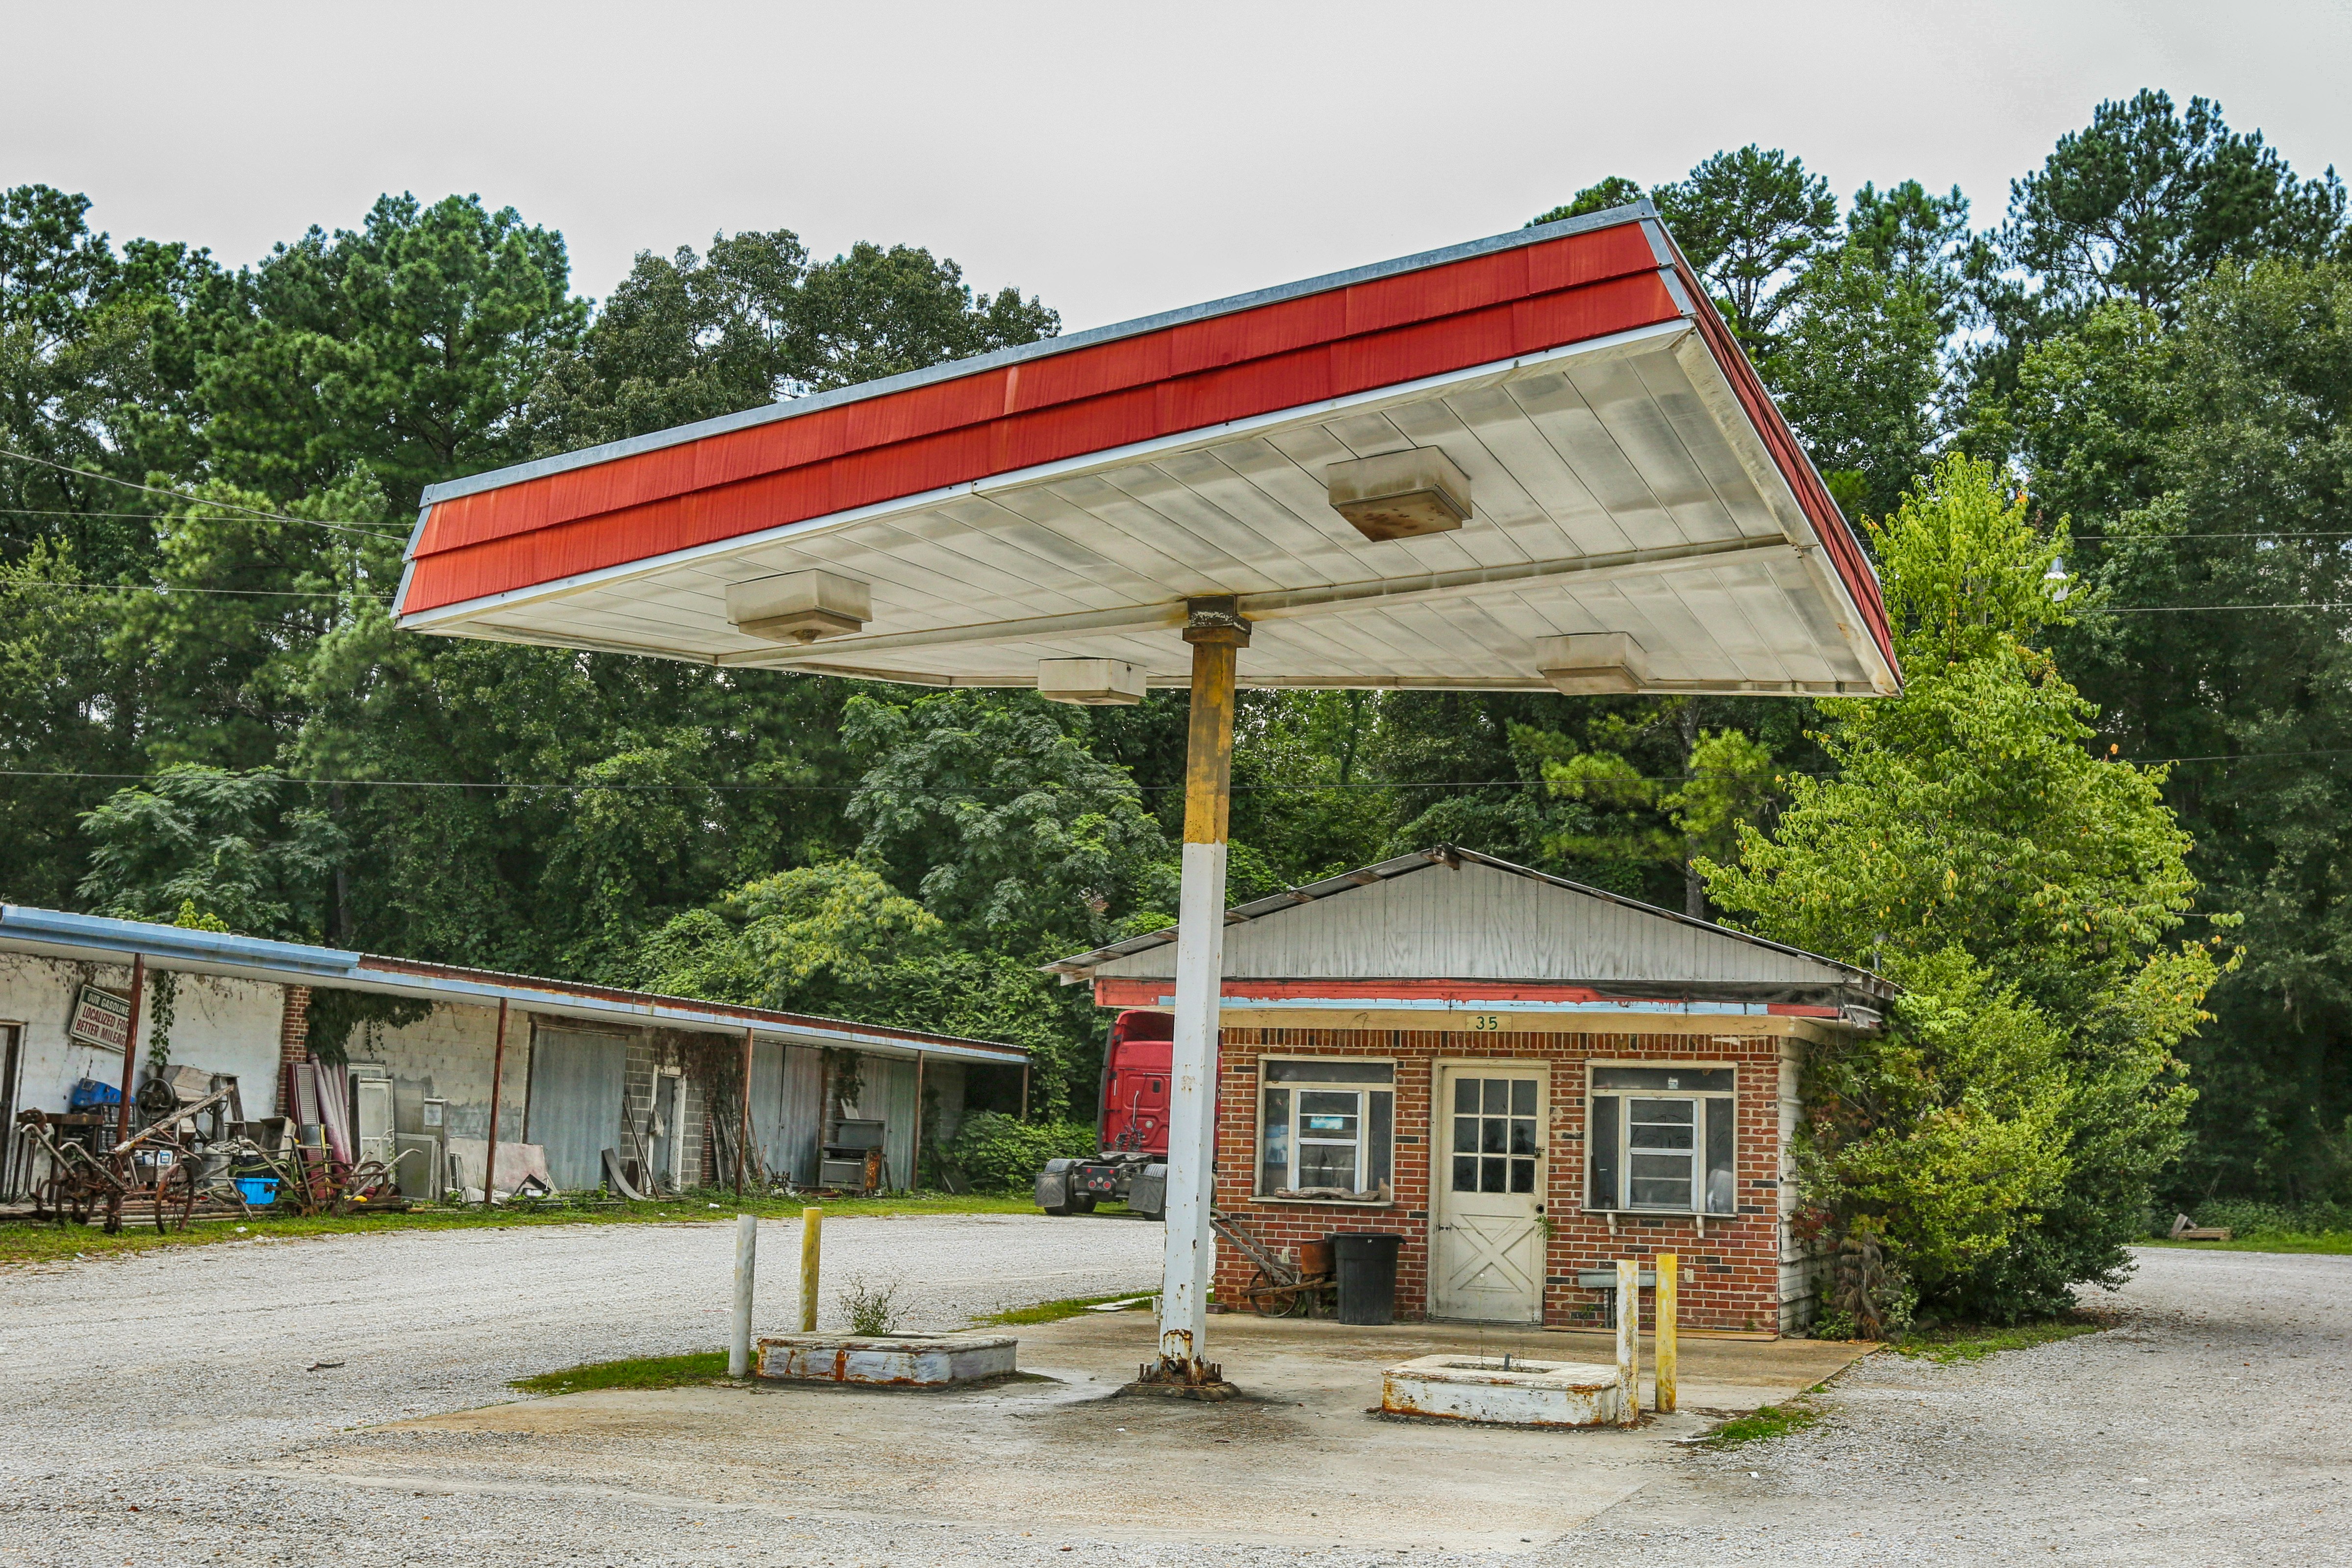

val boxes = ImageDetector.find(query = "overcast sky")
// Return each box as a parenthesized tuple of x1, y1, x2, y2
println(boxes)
(7, 1, 2350, 332)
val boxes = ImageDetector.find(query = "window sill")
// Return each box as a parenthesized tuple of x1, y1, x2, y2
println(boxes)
(1251, 1194, 1397, 1209)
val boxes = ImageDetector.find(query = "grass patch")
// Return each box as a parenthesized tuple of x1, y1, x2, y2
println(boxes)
(0, 1190, 1040, 1269)
(1890, 1316, 2105, 1364)
(511, 1351, 732, 1396)
(980, 1291, 1154, 1326)
(2140, 1232, 2352, 1255)
(1701, 1398, 1822, 1448)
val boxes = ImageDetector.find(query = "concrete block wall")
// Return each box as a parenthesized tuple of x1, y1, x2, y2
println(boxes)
(1211, 1024, 1789, 1335)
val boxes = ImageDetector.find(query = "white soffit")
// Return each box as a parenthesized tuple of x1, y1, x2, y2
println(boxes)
(413, 325, 1894, 697)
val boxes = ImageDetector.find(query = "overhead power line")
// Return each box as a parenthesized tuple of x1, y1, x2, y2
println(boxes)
(0, 448, 408, 540)
(3, 748, 2346, 796)
(0, 580, 389, 602)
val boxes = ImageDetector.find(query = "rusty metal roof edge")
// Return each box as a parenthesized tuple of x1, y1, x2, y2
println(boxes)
(1040, 845, 1897, 998)
(416, 202, 1662, 509)
(0, 904, 1027, 1062)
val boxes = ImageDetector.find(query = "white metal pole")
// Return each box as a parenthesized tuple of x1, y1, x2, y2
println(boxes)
(1155, 600, 1246, 1383)
(730, 1213, 758, 1377)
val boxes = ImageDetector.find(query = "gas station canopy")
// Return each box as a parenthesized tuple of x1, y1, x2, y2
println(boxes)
(392, 203, 1895, 698)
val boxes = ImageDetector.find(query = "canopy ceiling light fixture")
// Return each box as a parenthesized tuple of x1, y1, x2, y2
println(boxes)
(1325, 447, 1473, 541)
(391, 201, 1899, 1395)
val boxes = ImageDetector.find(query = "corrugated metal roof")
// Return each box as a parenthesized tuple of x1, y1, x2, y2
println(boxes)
(0, 905, 1026, 1065)
(1042, 845, 1894, 1001)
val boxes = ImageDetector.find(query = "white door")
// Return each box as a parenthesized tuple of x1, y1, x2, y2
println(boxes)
(1431, 1065, 1547, 1322)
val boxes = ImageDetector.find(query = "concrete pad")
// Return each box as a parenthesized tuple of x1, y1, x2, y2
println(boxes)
(1383, 1354, 1628, 1427)
(337, 1314, 1871, 1552)
(755, 1331, 1017, 1386)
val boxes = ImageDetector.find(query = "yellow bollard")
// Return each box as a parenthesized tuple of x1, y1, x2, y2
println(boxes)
(1615, 1257, 1640, 1426)
(1655, 1252, 1678, 1414)
(800, 1206, 822, 1332)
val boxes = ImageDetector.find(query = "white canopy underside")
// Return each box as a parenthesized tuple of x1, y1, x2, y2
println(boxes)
(406, 322, 1895, 696)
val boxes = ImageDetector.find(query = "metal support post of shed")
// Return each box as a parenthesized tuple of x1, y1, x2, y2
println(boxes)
(482, 997, 508, 1209)
(1147, 599, 1248, 1390)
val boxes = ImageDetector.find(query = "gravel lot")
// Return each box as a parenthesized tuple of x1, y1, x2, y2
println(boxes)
(0, 1228, 2344, 1566)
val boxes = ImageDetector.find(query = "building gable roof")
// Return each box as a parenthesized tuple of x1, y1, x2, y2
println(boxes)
(1046, 845, 1891, 1008)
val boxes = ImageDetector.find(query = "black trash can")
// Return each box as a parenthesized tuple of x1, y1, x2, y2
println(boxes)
(1331, 1232, 1404, 1325)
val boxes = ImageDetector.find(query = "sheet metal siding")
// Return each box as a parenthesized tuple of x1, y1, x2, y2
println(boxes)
(1093, 861, 1845, 987)
(525, 1026, 631, 1190)
(400, 227, 1676, 612)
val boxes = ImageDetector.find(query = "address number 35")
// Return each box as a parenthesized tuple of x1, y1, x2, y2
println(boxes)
(1466, 1013, 1503, 1032)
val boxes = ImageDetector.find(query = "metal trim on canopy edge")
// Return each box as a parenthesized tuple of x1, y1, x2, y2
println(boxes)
(414, 202, 1669, 510)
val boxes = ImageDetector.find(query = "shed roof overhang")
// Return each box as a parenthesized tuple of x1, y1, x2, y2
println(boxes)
(0, 906, 1026, 1066)
(392, 205, 1897, 697)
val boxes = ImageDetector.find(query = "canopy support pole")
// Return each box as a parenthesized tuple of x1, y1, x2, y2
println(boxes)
(1147, 598, 1247, 1393)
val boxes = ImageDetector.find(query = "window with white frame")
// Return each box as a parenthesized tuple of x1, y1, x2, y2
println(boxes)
(1585, 1065, 1736, 1214)
(1257, 1058, 1393, 1202)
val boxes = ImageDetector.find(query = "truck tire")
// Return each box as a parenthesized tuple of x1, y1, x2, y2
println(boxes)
(1035, 1159, 1077, 1215)
(1070, 1194, 1097, 1214)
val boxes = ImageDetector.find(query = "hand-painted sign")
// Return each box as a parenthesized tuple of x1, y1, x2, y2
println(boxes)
(69, 984, 132, 1052)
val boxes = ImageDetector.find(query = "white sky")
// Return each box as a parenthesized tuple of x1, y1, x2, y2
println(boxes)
(6, 1, 2349, 332)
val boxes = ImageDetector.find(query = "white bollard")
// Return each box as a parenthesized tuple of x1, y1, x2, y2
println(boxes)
(1616, 1257, 1640, 1426)
(729, 1213, 758, 1378)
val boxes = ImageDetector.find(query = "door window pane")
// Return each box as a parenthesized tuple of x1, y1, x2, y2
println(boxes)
(1452, 1077, 1541, 1198)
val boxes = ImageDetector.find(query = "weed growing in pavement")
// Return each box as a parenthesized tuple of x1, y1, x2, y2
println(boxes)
(511, 1352, 733, 1395)
(979, 1292, 1153, 1326)
(841, 1273, 907, 1335)
(1700, 1398, 1823, 1447)
(1890, 1315, 2107, 1363)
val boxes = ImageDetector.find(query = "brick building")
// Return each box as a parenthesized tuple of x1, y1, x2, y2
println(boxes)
(1047, 846, 1892, 1336)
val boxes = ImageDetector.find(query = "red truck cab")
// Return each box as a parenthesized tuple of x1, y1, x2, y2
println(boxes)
(1098, 1008, 1173, 1156)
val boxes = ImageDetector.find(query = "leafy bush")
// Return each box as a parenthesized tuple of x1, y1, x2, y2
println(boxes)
(947, 1112, 1100, 1194)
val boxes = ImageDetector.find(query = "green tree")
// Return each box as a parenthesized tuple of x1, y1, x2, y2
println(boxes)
(1973, 91, 2347, 393)
(843, 691, 1174, 958)
(1704, 455, 2227, 1316)
(77, 763, 342, 938)
(1998, 258, 2352, 1207)
(1656, 146, 1838, 344)
(1527, 176, 1649, 227)
(181, 192, 585, 507)
(1763, 244, 1949, 520)
(533, 231, 1057, 449)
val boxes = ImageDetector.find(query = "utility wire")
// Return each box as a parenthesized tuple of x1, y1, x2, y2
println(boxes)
(0, 580, 389, 601)
(0, 448, 407, 540)
(4, 748, 2344, 796)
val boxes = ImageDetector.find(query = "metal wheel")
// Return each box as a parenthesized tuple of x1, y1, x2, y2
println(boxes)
(1247, 1267, 1305, 1317)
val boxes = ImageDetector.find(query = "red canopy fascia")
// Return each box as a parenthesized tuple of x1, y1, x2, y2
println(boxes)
(396, 211, 1891, 671)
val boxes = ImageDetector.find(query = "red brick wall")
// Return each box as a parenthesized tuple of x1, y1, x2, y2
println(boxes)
(1212, 1025, 1785, 1334)
(279, 985, 311, 1065)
